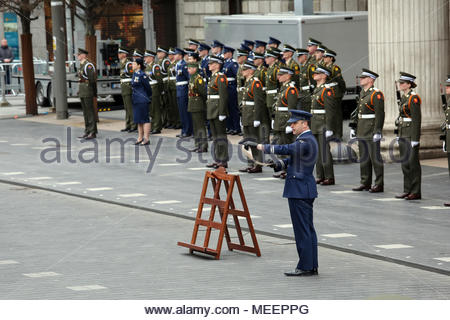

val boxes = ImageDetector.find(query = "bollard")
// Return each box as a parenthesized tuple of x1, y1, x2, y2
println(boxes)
(0, 69, 11, 107)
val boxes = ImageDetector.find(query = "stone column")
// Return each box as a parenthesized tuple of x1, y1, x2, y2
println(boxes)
(368, 0, 449, 158)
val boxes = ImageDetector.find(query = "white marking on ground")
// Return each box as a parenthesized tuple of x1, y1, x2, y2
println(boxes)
(27, 177, 52, 181)
(421, 206, 450, 210)
(86, 187, 113, 191)
(0, 140, 8, 143)
(227, 171, 246, 175)
(10, 143, 30, 146)
(422, 172, 448, 178)
(56, 181, 81, 185)
(118, 193, 146, 198)
(273, 224, 293, 228)
(67, 285, 107, 291)
(322, 233, 357, 238)
(373, 198, 403, 202)
(191, 207, 210, 212)
(23, 272, 61, 278)
(0, 260, 19, 265)
(1, 172, 25, 176)
(153, 200, 181, 204)
(130, 159, 150, 163)
(374, 244, 414, 249)
(31, 147, 48, 150)
(159, 163, 181, 166)
(107, 156, 123, 159)
(434, 257, 450, 262)
(188, 167, 208, 171)
(331, 190, 355, 194)
(254, 177, 278, 181)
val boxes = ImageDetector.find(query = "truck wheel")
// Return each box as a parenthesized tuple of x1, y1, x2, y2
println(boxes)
(36, 82, 49, 107)
(47, 84, 53, 106)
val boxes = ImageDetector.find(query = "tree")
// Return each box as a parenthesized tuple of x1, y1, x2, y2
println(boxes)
(0, 0, 43, 115)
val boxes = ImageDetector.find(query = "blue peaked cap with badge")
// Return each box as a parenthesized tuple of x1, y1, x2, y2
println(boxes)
(211, 40, 224, 48)
(174, 47, 185, 55)
(223, 46, 235, 54)
(199, 43, 211, 51)
(287, 110, 312, 123)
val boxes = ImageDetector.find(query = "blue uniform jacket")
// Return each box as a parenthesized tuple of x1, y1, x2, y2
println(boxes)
(223, 58, 238, 89)
(175, 60, 189, 97)
(131, 70, 152, 104)
(201, 56, 211, 80)
(263, 130, 318, 199)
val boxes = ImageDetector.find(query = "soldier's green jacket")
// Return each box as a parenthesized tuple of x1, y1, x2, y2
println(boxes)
(78, 59, 96, 98)
(206, 71, 228, 120)
(273, 81, 299, 131)
(120, 59, 133, 96)
(187, 72, 207, 113)
(326, 63, 346, 99)
(305, 54, 317, 85)
(283, 58, 300, 88)
(310, 84, 337, 135)
(167, 60, 177, 91)
(254, 65, 267, 89)
(241, 76, 265, 126)
(145, 62, 163, 97)
(237, 63, 246, 105)
(265, 62, 280, 112)
(398, 90, 421, 141)
(355, 86, 385, 139)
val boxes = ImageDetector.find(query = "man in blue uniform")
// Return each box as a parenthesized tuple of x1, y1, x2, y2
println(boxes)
(199, 43, 211, 81)
(242, 110, 319, 276)
(268, 36, 281, 49)
(174, 48, 192, 138)
(223, 46, 240, 135)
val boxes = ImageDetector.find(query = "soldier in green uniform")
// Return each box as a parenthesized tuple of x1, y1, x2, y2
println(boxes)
(311, 65, 337, 185)
(281, 44, 300, 88)
(314, 44, 327, 67)
(236, 48, 249, 107)
(442, 76, 450, 207)
(76, 48, 97, 140)
(156, 46, 170, 128)
(252, 52, 270, 144)
(296, 48, 313, 113)
(238, 61, 265, 174)
(323, 49, 346, 140)
(167, 48, 181, 129)
(205, 55, 229, 169)
(394, 72, 422, 201)
(272, 66, 299, 179)
(350, 69, 385, 193)
(305, 38, 321, 85)
(118, 47, 136, 133)
(187, 62, 208, 153)
(132, 49, 143, 61)
(264, 49, 280, 120)
(144, 50, 164, 134)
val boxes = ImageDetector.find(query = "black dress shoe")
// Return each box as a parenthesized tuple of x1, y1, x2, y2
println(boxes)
(352, 185, 370, 191)
(320, 178, 335, 185)
(128, 128, 137, 133)
(395, 193, 410, 199)
(444, 203, 450, 207)
(315, 178, 324, 184)
(84, 134, 96, 140)
(239, 167, 250, 173)
(176, 133, 183, 138)
(196, 148, 208, 153)
(369, 185, 384, 193)
(151, 130, 161, 134)
(238, 132, 243, 136)
(248, 166, 262, 173)
(284, 268, 318, 277)
(140, 140, 150, 146)
(206, 162, 218, 168)
(78, 134, 88, 139)
(120, 128, 130, 132)
(217, 162, 228, 169)
(134, 140, 143, 145)
(405, 193, 421, 200)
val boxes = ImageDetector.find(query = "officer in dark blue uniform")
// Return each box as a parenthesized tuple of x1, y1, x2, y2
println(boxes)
(211, 40, 224, 58)
(222, 46, 240, 135)
(199, 43, 211, 81)
(174, 47, 193, 138)
(243, 40, 255, 60)
(268, 36, 281, 49)
(242, 110, 319, 276)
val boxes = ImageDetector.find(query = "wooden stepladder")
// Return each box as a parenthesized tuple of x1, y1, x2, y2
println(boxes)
(178, 167, 261, 260)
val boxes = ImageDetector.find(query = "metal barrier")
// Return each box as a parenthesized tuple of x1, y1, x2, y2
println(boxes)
(0, 69, 11, 106)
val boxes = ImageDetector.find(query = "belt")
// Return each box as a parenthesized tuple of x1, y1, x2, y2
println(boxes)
(401, 117, 412, 122)
(176, 81, 188, 86)
(358, 114, 376, 119)
(79, 79, 88, 83)
(311, 109, 326, 114)
(447, 124, 450, 129)
(188, 93, 200, 97)
(169, 76, 176, 81)
(227, 77, 235, 81)
(162, 77, 169, 82)
(149, 80, 158, 85)
(120, 78, 132, 83)
(300, 85, 311, 91)
(275, 107, 289, 112)
(238, 87, 245, 92)
(266, 89, 278, 94)
(262, 87, 267, 91)
(242, 101, 254, 106)
(208, 95, 220, 99)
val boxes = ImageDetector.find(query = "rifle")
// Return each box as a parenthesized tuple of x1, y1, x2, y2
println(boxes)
(349, 76, 360, 130)
(394, 81, 402, 135)
(440, 84, 448, 112)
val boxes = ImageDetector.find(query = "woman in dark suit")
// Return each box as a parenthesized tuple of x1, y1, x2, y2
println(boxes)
(131, 58, 152, 145)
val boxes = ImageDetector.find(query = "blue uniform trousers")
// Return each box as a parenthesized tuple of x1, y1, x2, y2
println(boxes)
(177, 94, 192, 136)
(226, 86, 241, 133)
(287, 198, 318, 271)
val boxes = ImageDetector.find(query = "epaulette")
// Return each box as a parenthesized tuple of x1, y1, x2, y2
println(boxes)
(289, 82, 295, 87)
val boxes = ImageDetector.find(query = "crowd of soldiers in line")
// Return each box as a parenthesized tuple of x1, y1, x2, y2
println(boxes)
(76, 36, 450, 204)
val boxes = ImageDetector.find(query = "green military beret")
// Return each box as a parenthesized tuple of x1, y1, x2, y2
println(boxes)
(78, 48, 88, 55)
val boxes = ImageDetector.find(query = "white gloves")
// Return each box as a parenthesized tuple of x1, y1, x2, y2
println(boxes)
(325, 130, 333, 138)
(219, 115, 226, 121)
(411, 141, 419, 148)
(253, 120, 261, 128)
(285, 126, 293, 134)
(350, 129, 356, 139)
(271, 120, 274, 129)
(240, 119, 243, 127)
(373, 133, 382, 142)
